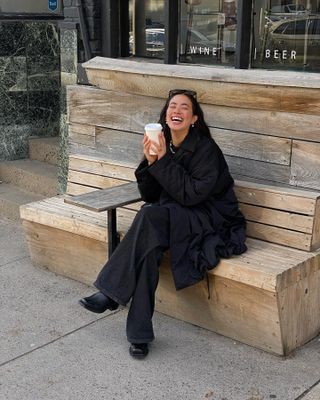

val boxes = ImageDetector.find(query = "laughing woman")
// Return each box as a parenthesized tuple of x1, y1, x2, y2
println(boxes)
(79, 89, 247, 358)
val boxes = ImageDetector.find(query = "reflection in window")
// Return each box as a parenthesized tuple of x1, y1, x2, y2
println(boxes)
(252, 1, 320, 72)
(179, 0, 237, 66)
(129, 0, 165, 59)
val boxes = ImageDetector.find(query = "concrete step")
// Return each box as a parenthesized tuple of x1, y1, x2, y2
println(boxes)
(0, 183, 45, 221)
(0, 159, 59, 197)
(29, 136, 60, 166)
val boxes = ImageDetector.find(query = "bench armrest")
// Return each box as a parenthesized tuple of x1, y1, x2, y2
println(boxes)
(64, 181, 141, 212)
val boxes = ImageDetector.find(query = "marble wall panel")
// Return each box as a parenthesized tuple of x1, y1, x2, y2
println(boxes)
(25, 22, 60, 59)
(27, 55, 60, 91)
(0, 22, 25, 57)
(28, 90, 60, 136)
(0, 56, 27, 92)
(0, 125, 31, 160)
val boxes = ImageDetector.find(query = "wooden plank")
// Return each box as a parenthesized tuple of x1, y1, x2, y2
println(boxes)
(240, 203, 314, 234)
(227, 156, 291, 185)
(66, 182, 98, 196)
(278, 268, 320, 355)
(234, 184, 317, 214)
(83, 57, 320, 89)
(156, 254, 284, 355)
(311, 199, 320, 251)
(211, 128, 291, 165)
(21, 220, 107, 287)
(69, 131, 96, 147)
(96, 128, 143, 165)
(68, 170, 126, 190)
(68, 85, 160, 132)
(83, 61, 320, 114)
(203, 104, 320, 143)
(64, 181, 141, 212)
(67, 85, 320, 142)
(69, 142, 140, 169)
(69, 154, 136, 181)
(69, 123, 96, 136)
(290, 141, 320, 190)
(246, 221, 312, 251)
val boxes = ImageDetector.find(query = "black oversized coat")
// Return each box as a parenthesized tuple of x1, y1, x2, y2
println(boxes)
(135, 128, 247, 290)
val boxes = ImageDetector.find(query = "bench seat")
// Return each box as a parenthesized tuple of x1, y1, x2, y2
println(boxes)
(20, 195, 320, 355)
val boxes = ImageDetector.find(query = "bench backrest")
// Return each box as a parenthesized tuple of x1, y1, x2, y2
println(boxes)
(66, 85, 320, 252)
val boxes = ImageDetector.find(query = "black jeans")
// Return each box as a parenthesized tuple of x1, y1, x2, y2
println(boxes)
(94, 205, 170, 343)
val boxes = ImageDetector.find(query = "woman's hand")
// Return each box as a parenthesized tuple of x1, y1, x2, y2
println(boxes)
(143, 132, 166, 164)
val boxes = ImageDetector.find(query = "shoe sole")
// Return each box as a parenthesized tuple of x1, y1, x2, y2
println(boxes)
(78, 299, 118, 313)
(129, 347, 149, 359)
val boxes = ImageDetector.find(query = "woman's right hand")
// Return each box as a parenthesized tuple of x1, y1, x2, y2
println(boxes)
(143, 133, 158, 165)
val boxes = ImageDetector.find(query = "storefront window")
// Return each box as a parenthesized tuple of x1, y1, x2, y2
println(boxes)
(252, 1, 320, 71)
(129, 0, 165, 59)
(179, 0, 237, 66)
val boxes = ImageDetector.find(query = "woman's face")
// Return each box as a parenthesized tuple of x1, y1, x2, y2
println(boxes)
(166, 94, 198, 135)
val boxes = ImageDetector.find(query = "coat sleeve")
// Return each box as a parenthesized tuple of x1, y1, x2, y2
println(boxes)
(134, 158, 162, 203)
(148, 141, 222, 206)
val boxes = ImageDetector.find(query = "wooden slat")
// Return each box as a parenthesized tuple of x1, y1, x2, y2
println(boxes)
(83, 58, 320, 114)
(64, 181, 141, 212)
(246, 221, 312, 251)
(211, 128, 291, 165)
(240, 203, 314, 234)
(67, 85, 320, 142)
(96, 128, 143, 165)
(203, 104, 320, 143)
(290, 140, 320, 190)
(69, 123, 96, 136)
(68, 170, 126, 190)
(227, 156, 291, 184)
(311, 199, 320, 251)
(69, 154, 136, 181)
(66, 182, 98, 196)
(69, 131, 96, 147)
(234, 184, 317, 214)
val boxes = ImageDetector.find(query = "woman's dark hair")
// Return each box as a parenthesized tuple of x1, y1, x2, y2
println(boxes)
(158, 89, 212, 143)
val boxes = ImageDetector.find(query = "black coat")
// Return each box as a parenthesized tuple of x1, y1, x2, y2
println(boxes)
(135, 128, 247, 290)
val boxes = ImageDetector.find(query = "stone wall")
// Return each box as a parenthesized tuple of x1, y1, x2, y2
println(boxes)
(0, 21, 60, 161)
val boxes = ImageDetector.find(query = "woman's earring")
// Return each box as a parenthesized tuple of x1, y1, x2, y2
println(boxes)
(191, 124, 194, 128)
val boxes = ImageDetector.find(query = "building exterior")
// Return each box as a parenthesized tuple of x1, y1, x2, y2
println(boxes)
(0, 0, 319, 191)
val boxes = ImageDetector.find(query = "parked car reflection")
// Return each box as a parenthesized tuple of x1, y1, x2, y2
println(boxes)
(266, 15, 320, 65)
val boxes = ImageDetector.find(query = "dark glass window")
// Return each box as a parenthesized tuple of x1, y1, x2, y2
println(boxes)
(252, 1, 320, 72)
(129, 0, 165, 59)
(179, 0, 237, 66)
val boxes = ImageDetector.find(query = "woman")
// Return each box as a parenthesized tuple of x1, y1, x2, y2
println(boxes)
(79, 89, 247, 358)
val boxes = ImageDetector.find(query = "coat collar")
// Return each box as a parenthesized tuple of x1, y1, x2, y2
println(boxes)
(178, 127, 200, 153)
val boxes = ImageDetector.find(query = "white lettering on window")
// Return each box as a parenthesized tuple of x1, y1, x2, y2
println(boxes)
(282, 50, 287, 60)
(204, 47, 210, 55)
(274, 50, 279, 59)
(190, 46, 197, 54)
(291, 50, 296, 60)
(265, 49, 271, 58)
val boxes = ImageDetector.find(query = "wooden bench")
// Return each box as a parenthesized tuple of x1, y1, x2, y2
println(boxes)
(20, 152, 320, 355)
(19, 64, 320, 355)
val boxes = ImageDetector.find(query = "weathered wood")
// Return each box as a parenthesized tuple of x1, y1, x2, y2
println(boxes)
(311, 199, 320, 251)
(83, 58, 320, 114)
(227, 156, 291, 184)
(65, 181, 141, 212)
(68, 170, 126, 190)
(69, 131, 96, 147)
(240, 203, 314, 234)
(278, 268, 320, 354)
(234, 180, 318, 214)
(156, 257, 283, 355)
(203, 104, 320, 143)
(69, 123, 96, 136)
(246, 221, 312, 251)
(22, 220, 107, 287)
(69, 154, 136, 181)
(290, 141, 320, 190)
(67, 85, 320, 142)
(211, 128, 291, 165)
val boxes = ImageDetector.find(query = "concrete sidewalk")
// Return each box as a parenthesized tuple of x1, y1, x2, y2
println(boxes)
(1, 217, 320, 400)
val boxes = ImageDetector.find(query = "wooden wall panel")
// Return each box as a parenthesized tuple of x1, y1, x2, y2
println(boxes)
(211, 128, 291, 165)
(290, 141, 320, 190)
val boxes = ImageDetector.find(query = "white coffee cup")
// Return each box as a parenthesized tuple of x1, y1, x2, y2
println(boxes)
(145, 123, 162, 155)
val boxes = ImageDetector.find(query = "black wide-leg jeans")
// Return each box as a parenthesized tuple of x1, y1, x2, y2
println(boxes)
(94, 205, 170, 344)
